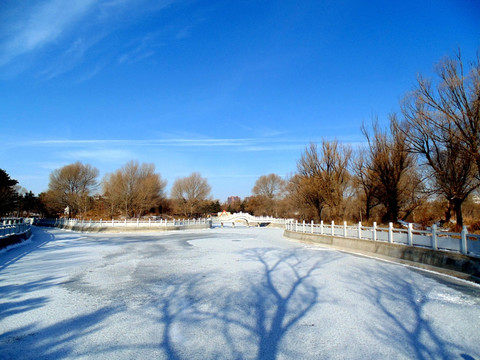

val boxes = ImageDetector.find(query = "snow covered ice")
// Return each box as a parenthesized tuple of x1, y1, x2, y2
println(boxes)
(1, 226, 479, 359)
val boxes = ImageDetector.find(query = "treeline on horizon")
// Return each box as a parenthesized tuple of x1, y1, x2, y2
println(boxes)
(1, 50, 480, 231)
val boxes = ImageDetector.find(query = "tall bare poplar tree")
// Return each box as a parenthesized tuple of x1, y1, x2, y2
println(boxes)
(294, 140, 351, 221)
(401, 50, 480, 226)
(352, 149, 379, 222)
(362, 116, 424, 224)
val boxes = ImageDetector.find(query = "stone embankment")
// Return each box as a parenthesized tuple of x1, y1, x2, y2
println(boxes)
(1, 228, 32, 250)
(284, 229, 480, 283)
(35, 222, 211, 233)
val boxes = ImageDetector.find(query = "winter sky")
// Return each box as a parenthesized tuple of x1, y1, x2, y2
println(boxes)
(0, 0, 479, 201)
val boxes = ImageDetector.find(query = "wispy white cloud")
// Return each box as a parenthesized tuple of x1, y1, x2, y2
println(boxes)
(118, 32, 165, 65)
(38, 37, 93, 80)
(0, 0, 180, 78)
(175, 26, 192, 40)
(36, 161, 70, 171)
(21, 135, 365, 151)
(24, 138, 261, 147)
(0, 0, 96, 66)
(61, 149, 136, 162)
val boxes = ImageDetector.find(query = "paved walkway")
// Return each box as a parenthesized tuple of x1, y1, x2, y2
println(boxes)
(1, 227, 479, 359)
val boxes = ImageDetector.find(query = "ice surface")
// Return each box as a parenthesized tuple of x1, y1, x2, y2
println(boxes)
(1, 226, 479, 359)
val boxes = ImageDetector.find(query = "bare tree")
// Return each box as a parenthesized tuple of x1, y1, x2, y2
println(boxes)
(401, 51, 480, 226)
(102, 171, 124, 218)
(48, 162, 99, 217)
(251, 174, 285, 216)
(352, 149, 380, 222)
(252, 174, 285, 199)
(362, 116, 424, 224)
(286, 174, 321, 221)
(102, 161, 166, 218)
(171, 172, 211, 217)
(38, 190, 64, 217)
(294, 140, 351, 221)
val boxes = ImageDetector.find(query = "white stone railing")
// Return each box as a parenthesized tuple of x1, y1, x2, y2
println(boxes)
(35, 218, 211, 228)
(285, 220, 480, 258)
(0, 223, 31, 238)
(213, 212, 287, 224)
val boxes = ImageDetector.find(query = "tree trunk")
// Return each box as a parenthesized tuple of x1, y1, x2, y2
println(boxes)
(453, 198, 464, 228)
(444, 201, 454, 224)
(365, 197, 372, 221)
(315, 202, 323, 222)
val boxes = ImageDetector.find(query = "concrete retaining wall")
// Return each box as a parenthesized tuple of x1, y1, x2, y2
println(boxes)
(39, 223, 211, 233)
(284, 230, 480, 283)
(0, 228, 32, 250)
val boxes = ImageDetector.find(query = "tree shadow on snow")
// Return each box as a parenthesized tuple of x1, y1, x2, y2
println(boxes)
(0, 246, 340, 359)
(146, 247, 341, 360)
(0, 305, 120, 359)
(0, 227, 56, 272)
(348, 261, 476, 360)
(0, 276, 58, 322)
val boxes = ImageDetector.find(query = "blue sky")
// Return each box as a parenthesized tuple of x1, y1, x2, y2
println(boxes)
(0, 0, 479, 201)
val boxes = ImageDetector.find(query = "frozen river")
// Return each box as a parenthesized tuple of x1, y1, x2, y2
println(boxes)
(1, 226, 479, 359)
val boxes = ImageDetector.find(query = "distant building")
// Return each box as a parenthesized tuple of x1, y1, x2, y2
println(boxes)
(227, 196, 241, 205)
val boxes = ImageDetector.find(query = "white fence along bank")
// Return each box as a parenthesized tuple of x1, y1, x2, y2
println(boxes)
(286, 220, 480, 258)
(0, 223, 31, 238)
(35, 218, 211, 228)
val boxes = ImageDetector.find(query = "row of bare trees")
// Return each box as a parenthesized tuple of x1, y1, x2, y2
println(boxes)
(401, 50, 480, 227)
(246, 50, 479, 228)
(43, 161, 212, 219)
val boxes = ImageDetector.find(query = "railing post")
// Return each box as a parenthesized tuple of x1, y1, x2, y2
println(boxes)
(343, 221, 347, 237)
(358, 222, 362, 239)
(331, 221, 335, 236)
(407, 223, 413, 246)
(373, 222, 377, 242)
(112, 218, 114, 227)
(320, 220, 323, 235)
(124, 218, 127, 226)
(431, 224, 438, 250)
(137, 218, 139, 227)
(311, 220, 314, 234)
(388, 222, 393, 243)
(461, 226, 468, 255)
(303, 220, 305, 233)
